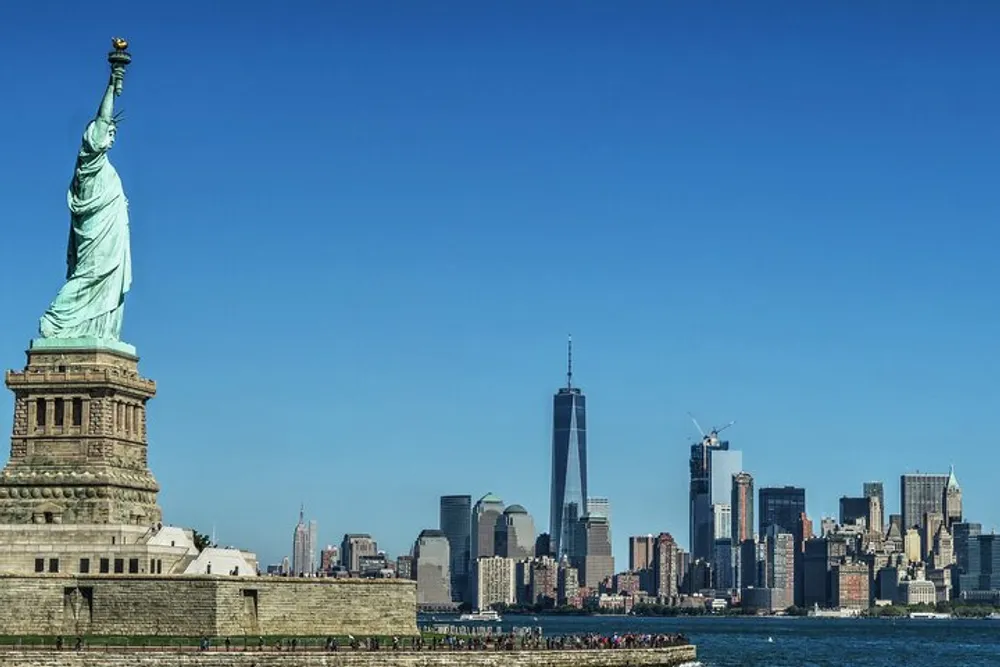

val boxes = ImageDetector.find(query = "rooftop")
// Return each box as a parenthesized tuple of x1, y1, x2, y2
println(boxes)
(419, 529, 446, 538)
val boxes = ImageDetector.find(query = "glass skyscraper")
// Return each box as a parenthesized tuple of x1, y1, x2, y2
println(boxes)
(689, 437, 717, 563)
(689, 431, 735, 562)
(710, 450, 743, 506)
(758, 486, 806, 536)
(439, 495, 471, 603)
(958, 534, 1000, 595)
(549, 338, 587, 559)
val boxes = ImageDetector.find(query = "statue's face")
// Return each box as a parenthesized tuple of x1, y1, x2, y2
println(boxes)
(107, 125, 117, 148)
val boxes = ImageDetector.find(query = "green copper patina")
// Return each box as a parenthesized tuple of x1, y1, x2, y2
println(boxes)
(35, 39, 135, 355)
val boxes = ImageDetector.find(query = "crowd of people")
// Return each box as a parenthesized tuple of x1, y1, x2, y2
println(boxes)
(38, 631, 688, 652)
(196, 632, 689, 652)
(422, 632, 689, 651)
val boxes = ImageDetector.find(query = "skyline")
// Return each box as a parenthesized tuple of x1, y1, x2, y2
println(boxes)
(2, 2, 1000, 568)
(275, 411, 980, 570)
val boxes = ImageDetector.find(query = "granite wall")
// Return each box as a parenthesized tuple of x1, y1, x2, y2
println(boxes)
(0, 575, 417, 637)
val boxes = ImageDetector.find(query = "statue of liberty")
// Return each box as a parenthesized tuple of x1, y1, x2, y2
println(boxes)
(38, 39, 134, 348)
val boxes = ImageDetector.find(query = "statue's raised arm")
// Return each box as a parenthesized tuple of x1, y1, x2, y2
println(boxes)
(82, 39, 129, 160)
(36, 39, 134, 350)
(91, 72, 119, 144)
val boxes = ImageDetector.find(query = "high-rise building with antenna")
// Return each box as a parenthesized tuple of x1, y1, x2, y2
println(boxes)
(292, 505, 318, 576)
(549, 335, 588, 559)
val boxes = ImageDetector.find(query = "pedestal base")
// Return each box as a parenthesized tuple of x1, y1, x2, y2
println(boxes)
(3, 339, 159, 525)
(30, 336, 136, 357)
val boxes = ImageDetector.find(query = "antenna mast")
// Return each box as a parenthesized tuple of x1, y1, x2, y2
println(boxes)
(567, 334, 573, 389)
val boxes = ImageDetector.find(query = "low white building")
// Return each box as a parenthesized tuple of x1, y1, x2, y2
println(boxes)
(183, 547, 257, 577)
(898, 579, 936, 606)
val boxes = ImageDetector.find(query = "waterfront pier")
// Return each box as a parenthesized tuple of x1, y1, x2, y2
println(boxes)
(0, 647, 696, 667)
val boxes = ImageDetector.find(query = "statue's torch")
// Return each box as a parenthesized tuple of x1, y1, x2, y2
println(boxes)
(108, 37, 131, 96)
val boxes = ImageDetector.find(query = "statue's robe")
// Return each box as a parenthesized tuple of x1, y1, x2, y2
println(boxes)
(40, 120, 132, 340)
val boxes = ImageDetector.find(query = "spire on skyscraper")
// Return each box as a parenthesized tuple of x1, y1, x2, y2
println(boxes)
(567, 334, 573, 389)
(947, 465, 960, 489)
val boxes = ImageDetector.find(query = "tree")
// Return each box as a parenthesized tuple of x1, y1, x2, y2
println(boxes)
(192, 529, 215, 551)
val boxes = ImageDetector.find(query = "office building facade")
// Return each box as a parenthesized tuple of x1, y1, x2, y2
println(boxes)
(710, 450, 743, 506)
(340, 533, 377, 573)
(471, 493, 505, 563)
(653, 532, 679, 601)
(839, 496, 869, 527)
(629, 535, 655, 572)
(953, 522, 982, 574)
(958, 534, 1000, 597)
(319, 545, 339, 574)
(414, 529, 452, 605)
(758, 486, 806, 536)
(731, 472, 754, 543)
(439, 494, 472, 602)
(900, 473, 948, 532)
(495, 504, 536, 560)
(863, 481, 885, 533)
(475, 556, 516, 610)
(573, 514, 614, 590)
(766, 529, 795, 610)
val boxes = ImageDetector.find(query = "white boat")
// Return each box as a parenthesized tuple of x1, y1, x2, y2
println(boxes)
(459, 609, 502, 622)
(986, 612, 1000, 620)
(908, 611, 951, 619)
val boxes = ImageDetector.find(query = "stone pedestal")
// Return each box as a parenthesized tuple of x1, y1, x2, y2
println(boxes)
(0, 345, 161, 525)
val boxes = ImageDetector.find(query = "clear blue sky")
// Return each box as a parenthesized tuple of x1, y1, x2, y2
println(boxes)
(1, 2, 999, 568)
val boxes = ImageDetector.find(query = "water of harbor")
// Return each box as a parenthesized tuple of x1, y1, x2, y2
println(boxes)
(424, 615, 1000, 666)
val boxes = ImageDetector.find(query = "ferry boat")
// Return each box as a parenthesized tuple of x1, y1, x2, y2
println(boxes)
(987, 612, 1000, 620)
(908, 611, 951, 619)
(459, 609, 502, 622)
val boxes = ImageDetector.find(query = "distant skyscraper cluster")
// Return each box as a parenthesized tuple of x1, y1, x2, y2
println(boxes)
(277, 506, 391, 580)
(673, 415, 997, 615)
(266, 338, 999, 616)
(404, 338, 623, 611)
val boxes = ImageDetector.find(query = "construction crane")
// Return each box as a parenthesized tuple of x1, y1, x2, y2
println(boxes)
(687, 413, 736, 448)
(712, 421, 735, 437)
(687, 413, 706, 439)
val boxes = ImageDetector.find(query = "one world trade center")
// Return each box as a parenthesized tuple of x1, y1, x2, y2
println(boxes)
(549, 336, 588, 559)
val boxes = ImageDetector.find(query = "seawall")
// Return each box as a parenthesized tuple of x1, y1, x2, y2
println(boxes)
(0, 648, 696, 667)
(0, 575, 417, 637)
